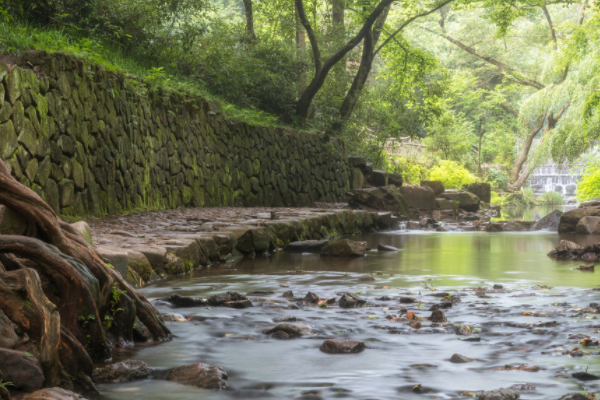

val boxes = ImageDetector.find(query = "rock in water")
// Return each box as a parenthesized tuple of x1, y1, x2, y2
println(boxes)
(477, 388, 520, 400)
(429, 310, 446, 322)
(283, 240, 329, 253)
(557, 394, 594, 400)
(449, 353, 472, 363)
(577, 264, 595, 271)
(576, 216, 600, 234)
(207, 291, 247, 306)
(532, 209, 563, 231)
(377, 244, 398, 252)
(319, 340, 366, 354)
(440, 190, 480, 212)
(166, 363, 228, 390)
(92, 360, 153, 383)
(164, 293, 207, 307)
(339, 292, 367, 308)
(263, 323, 314, 336)
(572, 371, 600, 381)
(303, 292, 320, 303)
(0, 349, 45, 392)
(320, 239, 367, 257)
(22, 388, 89, 400)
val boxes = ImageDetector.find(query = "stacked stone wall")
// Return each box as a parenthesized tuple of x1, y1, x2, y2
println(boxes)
(0, 51, 350, 217)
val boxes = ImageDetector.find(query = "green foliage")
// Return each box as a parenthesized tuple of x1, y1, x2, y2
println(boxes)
(428, 160, 478, 189)
(538, 191, 565, 205)
(388, 156, 428, 184)
(577, 169, 600, 202)
(501, 188, 537, 206)
(487, 168, 509, 190)
(424, 112, 475, 162)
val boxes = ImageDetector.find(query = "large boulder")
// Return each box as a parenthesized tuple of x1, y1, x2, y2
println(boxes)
(439, 190, 480, 212)
(0, 349, 45, 392)
(399, 185, 436, 209)
(436, 198, 457, 211)
(576, 216, 600, 234)
(579, 198, 600, 208)
(166, 363, 228, 390)
(532, 209, 563, 231)
(346, 186, 412, 217)
(463, 182, 491, 203)
(420, 180, 445, 196)
(320, 239, 367, 257)
(370, 170, 388, 186)
(92, 359, 153, 383)
(559, 206, 600, 233)
(22, 388, 88, 400)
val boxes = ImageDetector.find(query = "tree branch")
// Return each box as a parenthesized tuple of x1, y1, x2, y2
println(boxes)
(374, 0, 454, 56)
(295, 0, 322, 75)
(541, 4, 557, 45)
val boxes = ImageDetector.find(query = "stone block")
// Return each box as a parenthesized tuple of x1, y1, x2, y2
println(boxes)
(388, 173, 403, 187)
(399, 185, 436, 209)
(370, 170, 388, 187)
(463, 182, 491, 203)
(420, 180, 445, 196)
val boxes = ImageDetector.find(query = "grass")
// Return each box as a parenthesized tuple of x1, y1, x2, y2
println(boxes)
(0, 20, 284, 127)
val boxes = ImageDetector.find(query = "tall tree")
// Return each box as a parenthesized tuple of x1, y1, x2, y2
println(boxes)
(242, 0, 256, 40)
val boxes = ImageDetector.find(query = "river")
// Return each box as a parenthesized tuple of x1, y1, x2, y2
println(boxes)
(98, 210, 600, 400)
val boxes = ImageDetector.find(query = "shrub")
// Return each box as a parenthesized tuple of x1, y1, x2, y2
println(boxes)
(490, 191, 502, 206)
(502, 188, 537, 206)
(487, 168, 509, 190)
(428, 160, 477, 189)
(388, 157, 428, 184)
(576, 169, 600, 202)
(538, 191, 564, 205)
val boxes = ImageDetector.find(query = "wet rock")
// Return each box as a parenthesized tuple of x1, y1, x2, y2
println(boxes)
(400, 185, 436, 210)
(92, 359, 153, 383)
(553, 240, 582, 256)
(419, 217, 431, 227)
(208, 291, 247, 306)
(502, 221, 527, 232)
(399, 297, 416, 304)
(303, 292, 320, 303)
(133, 317, 153, 342)
(22, 388, 88, 400)
(572, 371, 600, 381)
(223, 300, 253, 308)
(271, 331, 290, 340)
(377, 296, 392, 301)
(502, 364, 540, 372)
(486, 222, 503, 232)
(166, 363, 228, 390)
(461, 336, 481, 342)
(557, 394, 593, 400)
(576, 216, 600, 234)
(449, 353, 472, 363)
(493, 284, 503, 289)
(339, 292, 366, 308)
(162, 313, 186, 322)
(247, 290, 275, 296)
(263, 323, 314, 336)
(358, 275, 374, 281)
(559, 206, 600, 233)
(583, 253, 598, 262)
(440, 190, 480, 212)
(346, 186, 412, 216)
(420, 180, 445, 196)
(70, 221, 93, 246)
(273, 316, 296, 322)
(532, 209, 563, 231)
(284, 240, 329, 253)
(577, 264, 595, 271)
(429, 310, 446, 322)
(377, 244, 398, 252)
(281, 290, 294, 298)
(477, 388, 520, 400)
(429, 302, 452, 311)
(463, 182, 491, 203)
(455, 325, 473, 336)
(320, 239, 367, 257)
(319, 339, 366, 354)
(164, 293, 208, 307)
(408, 320, 422, 329)
(436, 198, 457, 211)
(0, 348, 45, 392)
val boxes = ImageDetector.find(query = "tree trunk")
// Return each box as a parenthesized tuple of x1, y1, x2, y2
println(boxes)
(510, 114, 545, 184)
(242, 0, 256, 41)
(0, 158, 171, 394)
(295, 7, 307, 97)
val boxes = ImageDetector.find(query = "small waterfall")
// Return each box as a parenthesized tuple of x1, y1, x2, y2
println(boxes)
(526, 163, 581, 200)
(398, 222, 407, 231)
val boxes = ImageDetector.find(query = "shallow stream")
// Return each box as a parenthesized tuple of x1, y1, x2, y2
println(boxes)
(99, 222, 600, 400)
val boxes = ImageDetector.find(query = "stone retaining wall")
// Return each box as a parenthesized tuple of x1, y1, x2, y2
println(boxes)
(0, 50, 349, 218)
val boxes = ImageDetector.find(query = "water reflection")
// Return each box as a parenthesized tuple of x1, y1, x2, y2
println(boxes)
(494, 204, 576, 222)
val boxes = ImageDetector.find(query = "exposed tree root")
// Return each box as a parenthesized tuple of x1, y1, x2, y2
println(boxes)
(0, 158, 171, 395)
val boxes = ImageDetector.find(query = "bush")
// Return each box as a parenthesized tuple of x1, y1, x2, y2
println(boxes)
(538, 191, 564, 205)
(576, 169, 600, 202)
(428, 160, 478, 189)
(388, 157, 428, 184)
(502, 188, 537, 206)
(487, 168, 509, 190)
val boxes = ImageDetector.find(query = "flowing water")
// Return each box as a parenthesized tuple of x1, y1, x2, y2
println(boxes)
(99, 225, 600, 400)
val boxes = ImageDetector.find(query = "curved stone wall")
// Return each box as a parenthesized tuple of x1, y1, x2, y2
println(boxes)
(0, 51, 350, 217)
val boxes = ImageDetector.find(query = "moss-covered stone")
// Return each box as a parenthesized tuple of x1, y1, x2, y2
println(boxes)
(0, 120, 17, 159)
(59, 179, 75, 207)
